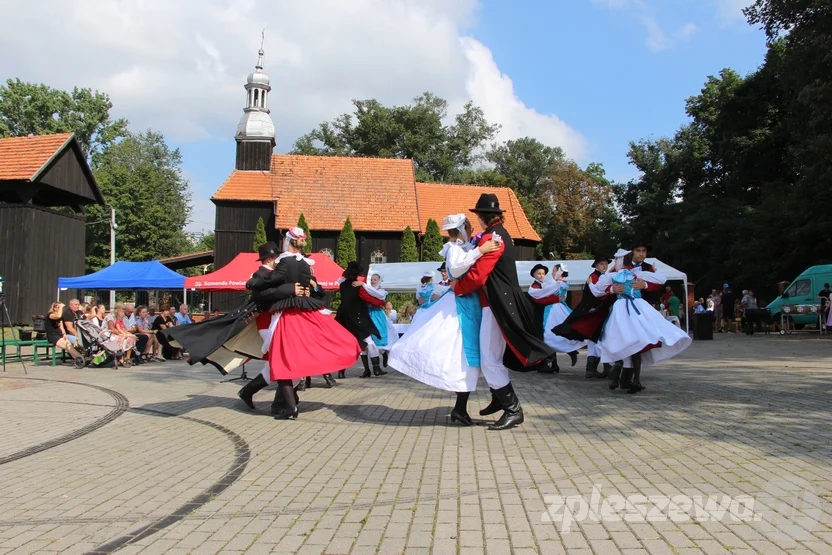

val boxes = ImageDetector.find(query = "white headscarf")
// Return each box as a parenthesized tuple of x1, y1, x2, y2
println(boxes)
(442, 213, 470, 244)
(610, 248, 631, 272)
(278, 227, 314, 264)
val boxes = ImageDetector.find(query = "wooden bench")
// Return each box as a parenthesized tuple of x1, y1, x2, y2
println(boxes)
(0, 339, 59, 367)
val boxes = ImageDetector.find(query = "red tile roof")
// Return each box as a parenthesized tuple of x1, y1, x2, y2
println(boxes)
(0, 133, 73, 181)
(212, 154, 541, 242)
(415, 182, 541, 241)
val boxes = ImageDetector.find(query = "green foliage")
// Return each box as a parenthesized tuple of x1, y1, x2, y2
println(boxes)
(329, 292, 341, 312)
(86, 130, 191, 272)
(297, 213, 312, 253)
(0, 78, 128, 159)
(421, 219, 445, 262)
(291, 92, 500, 183)
(337, 217, 357, 266)
(400, 226, 419, 262)
(252, 217, 268, 251)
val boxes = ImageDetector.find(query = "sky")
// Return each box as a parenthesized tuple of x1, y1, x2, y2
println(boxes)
(0, 0, 768, 235)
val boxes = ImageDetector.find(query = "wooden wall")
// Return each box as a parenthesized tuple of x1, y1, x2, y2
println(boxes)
(235, 141, 273, 171)
(37, 146, 98, 204)
(0, 204, 85, 325)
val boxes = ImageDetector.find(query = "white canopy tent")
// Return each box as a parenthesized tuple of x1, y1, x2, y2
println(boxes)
(369, 259, 690, 332)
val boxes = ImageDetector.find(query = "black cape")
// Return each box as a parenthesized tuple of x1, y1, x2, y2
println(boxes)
(481, 223, 554, 371)
(335, 279, 379, 349)
(552, 270, 614, 343)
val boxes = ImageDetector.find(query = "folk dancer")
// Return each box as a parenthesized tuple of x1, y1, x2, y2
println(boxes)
(590, 243, 692, 393)
(388, 214, 500, 425)
(245, 227, 362, 418)
(453, 194, 555, 430)
(335, 262, 387, 379)
(437, 263, 451, 287)
(528, 264, 582, 373)
(363, 272, 399, 368)
(411, 271, 444, 329)
(582, 256, 613, 378)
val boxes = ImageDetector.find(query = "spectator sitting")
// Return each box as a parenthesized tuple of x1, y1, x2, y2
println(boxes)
(175, 304, 192, 325)
(153, 307, 180, 360)
(46, 302, 85, 367)
(385, 301, 398, 323)
(60, 298, 82, 346)
(85, 305, 102, 328)
(135, 305, 164, 362)
(211, 308, 221, 319)
(103, 304, 138, 365)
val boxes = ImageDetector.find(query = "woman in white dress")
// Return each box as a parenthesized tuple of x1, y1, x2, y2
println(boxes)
(590, 250, 692, 393)
(388, 214, 499, 424)
(528, 264, 583, 370)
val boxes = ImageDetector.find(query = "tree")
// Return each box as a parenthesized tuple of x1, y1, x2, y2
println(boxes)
(421, 219, 444, 262)
(297, 213, 312, 254)
(252, 217, 267, 251)
(0, 78, 128, 159)
(86, 130, 191, 271)
(337, 217, 357, 266)
(291, 93, 500, 182)
(400, 226, 419, 262)
(486, 137, 565, 200)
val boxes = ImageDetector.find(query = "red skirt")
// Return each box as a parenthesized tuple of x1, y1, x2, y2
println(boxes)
(268, 309, 361, 381)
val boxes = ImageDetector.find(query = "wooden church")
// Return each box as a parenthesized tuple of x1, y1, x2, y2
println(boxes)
(212, 44, 541, 308)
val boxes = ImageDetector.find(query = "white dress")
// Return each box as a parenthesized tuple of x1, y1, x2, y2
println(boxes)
(529, 279, 587, 353)
(388, 240, 485, 392)
(591, 268, 692, 367)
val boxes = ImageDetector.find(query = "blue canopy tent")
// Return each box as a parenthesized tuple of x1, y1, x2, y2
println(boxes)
(58, 261, 186, 303)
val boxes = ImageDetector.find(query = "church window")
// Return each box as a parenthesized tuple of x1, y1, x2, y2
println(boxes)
(370, 250, 387, 264)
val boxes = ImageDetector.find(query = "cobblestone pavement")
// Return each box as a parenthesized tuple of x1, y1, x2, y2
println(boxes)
(0, 335, 830, 554)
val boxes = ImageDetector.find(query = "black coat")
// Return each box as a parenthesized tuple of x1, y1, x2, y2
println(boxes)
(335, 279, 379, 349)
(553, 270, 614, 343)
(481, 223, 553, 370)
(247, 255, 325, 312)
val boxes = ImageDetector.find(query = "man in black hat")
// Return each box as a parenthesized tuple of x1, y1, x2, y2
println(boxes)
(453, 193, 554, 431)
(527, 263, 561, 374)
(437, 262, 451, 287)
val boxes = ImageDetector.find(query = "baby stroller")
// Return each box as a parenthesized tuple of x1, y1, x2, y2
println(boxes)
(76, 320, 133, 369)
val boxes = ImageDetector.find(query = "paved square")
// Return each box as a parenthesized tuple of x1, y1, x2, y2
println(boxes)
(1, 335, 830, 554)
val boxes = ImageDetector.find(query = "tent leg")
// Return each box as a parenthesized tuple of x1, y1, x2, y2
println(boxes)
(208, 293, 212, 313)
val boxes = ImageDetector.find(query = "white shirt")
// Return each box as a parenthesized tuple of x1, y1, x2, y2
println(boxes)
(388, 310, 398, 323)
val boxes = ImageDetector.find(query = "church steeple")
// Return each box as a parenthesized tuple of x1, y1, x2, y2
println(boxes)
(235, 32, 275, 171)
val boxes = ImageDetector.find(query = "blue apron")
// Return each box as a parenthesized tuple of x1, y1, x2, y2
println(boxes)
(369, 306, 389, 346)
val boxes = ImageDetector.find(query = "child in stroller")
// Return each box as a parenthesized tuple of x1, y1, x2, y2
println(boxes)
(76, 320, 134, 368)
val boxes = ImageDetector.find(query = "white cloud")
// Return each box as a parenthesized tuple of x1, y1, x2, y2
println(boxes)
(1, 0, 587, 234)
(712, 0, 750, 26)
(591, 0, 697, 52)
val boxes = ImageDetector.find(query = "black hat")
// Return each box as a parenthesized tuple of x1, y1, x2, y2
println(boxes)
(343, 261, 364, 279)
(257, 242, 279, 261)
(591, 255, 611, 269)
(469, 193, 505, 214)
(530, 264, 548, 278)
(631, 239, 651, 250)
(437, 262, 447, 272)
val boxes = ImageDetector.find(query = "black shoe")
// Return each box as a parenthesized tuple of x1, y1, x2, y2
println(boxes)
(608, 361, 624, 390)
(360, 354, 371, 378)
(323, 374, 335, 388)
(305, 376, 312, 389)
(479, 389, 502, 416)
(382, 351, 389, 368)
(620, 367, 634, 390)
(271, 389, 286, 415)
(568, 351, 578, 366)
(626, 356, 643, 394)
(536, 362, 557, 374)
(371, 357, 387, 376)
(585, 356, 604, 379)
(627, 383, 646, 394)
(337, 369, 346, 379)
(450, 409, 473, 426)
(238, 374, 268, 410)
(273, 407, 298, 420)
(488, 384, 524, 431)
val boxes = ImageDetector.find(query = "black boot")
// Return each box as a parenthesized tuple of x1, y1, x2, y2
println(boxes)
(372, 356, 387, 376)
(323, 373, 336, 388)
(238, 374, 268, 410)
(296, 377, 307, 391)
(305, 376, 312, 389)
(627, 354, 645, 394)
(479, 388, 502, 416)
(337, 369, 346, 379)
(273, 380, 298, 420)
(585, 356, 604, 379)
(359, 354, 372, 378)
(537, 354, 557, 374)
(450, 392, 473, 426)
(488, 384, 524, 431)
(568, 350, 578, 366)
(382, 351, 389, 368)
(271, 388, 285, 415)
(620, 366, 634, 390)
(601, 363, 612, 377)
(609, 361, 624, 390)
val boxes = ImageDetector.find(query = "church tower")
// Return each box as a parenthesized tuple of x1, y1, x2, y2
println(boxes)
(235, 35, 275, 171)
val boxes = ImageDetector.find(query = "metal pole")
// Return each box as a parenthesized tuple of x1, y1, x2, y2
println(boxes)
(109, 207, 116, 309)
